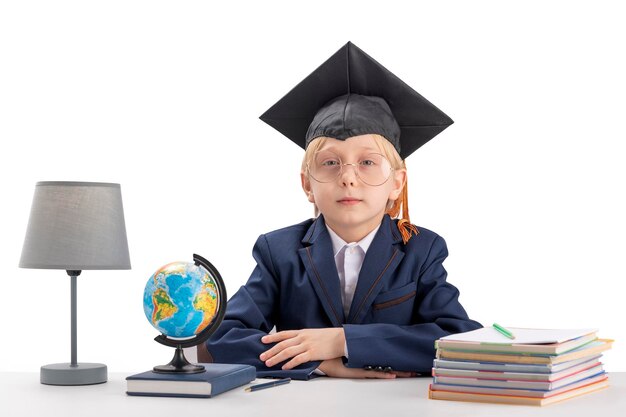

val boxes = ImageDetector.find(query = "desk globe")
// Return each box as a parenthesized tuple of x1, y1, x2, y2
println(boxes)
(143, 254, 226, 373)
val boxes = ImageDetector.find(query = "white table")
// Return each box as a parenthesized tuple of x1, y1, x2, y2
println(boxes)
(1, 372, 625, 417)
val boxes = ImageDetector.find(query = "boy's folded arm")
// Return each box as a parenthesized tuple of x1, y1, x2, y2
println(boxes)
(343, 235, 482, 372)
(204, 235, 320, 380)
(206, 313, 321, 380)
(343, 318, 481, 372)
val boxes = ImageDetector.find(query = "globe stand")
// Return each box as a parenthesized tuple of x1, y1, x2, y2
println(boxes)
(153, 345, 204, 374)
(150, 254, 227, 374)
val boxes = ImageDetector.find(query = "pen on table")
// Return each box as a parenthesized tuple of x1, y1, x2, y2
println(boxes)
(245, 378, 291, 392)
(492, 323, 516, 340)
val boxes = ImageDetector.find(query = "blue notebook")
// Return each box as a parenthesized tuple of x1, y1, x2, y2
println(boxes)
(126, 363, 256, 398)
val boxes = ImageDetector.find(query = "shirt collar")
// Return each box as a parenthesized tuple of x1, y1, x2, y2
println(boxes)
(326, 223, 381, 257)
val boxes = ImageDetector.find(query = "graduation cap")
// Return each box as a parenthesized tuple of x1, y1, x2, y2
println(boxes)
(259, 41, 453, 159)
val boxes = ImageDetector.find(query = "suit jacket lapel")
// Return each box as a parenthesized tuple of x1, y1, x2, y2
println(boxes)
(347, 215, 405, 324)
(298, 215, 345, 327)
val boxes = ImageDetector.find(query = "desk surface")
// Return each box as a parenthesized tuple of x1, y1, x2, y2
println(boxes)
(2, 372, 625, 417)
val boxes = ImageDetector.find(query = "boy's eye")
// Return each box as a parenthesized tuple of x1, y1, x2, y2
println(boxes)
(359, 159, 376, 166)
(321, 159, 340, 167)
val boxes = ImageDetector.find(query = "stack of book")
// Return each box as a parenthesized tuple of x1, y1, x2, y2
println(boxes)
(428, 327, 613, 406)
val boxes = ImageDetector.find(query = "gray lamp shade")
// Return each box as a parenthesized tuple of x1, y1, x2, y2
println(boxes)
(19, 181, 131, 270)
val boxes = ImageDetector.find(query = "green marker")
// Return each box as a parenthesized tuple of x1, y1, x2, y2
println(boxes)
(493, 323, 516, 340)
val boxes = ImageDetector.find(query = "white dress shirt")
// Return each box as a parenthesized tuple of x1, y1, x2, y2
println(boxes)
(312, 223, 381, 376)
(326, 224, 380, 319)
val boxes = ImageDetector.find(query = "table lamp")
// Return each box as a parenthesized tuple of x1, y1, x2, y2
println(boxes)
(19, 181, 131, 385)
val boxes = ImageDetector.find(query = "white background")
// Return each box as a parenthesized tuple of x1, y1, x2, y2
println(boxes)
(1, 1, 624, 372)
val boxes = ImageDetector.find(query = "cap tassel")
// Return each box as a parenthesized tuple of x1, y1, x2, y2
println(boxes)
(398, 219, 418, 245)
(393, 177, 418, 245)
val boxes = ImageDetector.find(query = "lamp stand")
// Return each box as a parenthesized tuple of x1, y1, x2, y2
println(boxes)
(40, 270, 107, 385)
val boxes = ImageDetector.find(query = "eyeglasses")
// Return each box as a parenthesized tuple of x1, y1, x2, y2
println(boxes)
(307, 151, 393, 186)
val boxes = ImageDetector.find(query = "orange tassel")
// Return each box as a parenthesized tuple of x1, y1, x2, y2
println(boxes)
(387, 175, 419, 244)
(398, 219, 418, 245)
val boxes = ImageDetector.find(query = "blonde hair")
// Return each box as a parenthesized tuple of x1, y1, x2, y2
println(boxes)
(301, 134, 418, 243)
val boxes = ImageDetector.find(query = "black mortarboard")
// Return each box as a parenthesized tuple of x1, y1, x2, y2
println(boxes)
(259, 41, 453, 159)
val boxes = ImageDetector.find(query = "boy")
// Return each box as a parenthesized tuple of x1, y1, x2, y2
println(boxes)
(203, 42, 482, 379)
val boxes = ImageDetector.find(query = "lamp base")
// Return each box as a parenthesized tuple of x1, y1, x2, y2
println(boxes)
(40, 362, 107, 385)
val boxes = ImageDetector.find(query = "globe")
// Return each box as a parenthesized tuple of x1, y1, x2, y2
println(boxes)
(143, 260, 220, 339)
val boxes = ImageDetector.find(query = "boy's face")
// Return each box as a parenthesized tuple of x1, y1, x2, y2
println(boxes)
(301, 134, 406, 242)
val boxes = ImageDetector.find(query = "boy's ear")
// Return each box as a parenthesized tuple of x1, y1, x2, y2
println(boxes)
(301, 172, 315, 203)
(388, 168, 406, 201)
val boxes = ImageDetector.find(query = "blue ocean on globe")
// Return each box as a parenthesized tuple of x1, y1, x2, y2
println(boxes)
(143, 261, 219, 338)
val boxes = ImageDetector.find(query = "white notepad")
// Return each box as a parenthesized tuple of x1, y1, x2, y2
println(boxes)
(440, 327, 598, 345)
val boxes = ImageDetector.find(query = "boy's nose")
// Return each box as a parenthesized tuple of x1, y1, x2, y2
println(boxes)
(339, 164, 359, 186)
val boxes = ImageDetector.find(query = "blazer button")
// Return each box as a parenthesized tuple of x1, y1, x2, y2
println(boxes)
(363, 365, 373, 371)
(374, 366, 384, 372)
(383, 366, 393, 372)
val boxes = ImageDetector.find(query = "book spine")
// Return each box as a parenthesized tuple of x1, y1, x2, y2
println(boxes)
(126, 392, 210, 399)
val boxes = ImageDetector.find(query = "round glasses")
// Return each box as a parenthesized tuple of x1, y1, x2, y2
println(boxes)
(307, 151, 393, 186)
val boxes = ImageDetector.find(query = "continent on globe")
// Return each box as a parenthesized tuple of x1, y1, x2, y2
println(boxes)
(152, 288, 177, 323)
(193, 279, 218, 334)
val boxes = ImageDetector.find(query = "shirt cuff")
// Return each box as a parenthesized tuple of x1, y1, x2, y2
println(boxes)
(313, 340, 348, 376)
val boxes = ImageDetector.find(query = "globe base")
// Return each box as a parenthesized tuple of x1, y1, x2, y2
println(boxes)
(153, 346, 205, 374)
(40, 362, 107, 385)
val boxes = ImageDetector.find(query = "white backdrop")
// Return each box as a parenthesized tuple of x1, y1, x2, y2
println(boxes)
(1, 1, 624, 372)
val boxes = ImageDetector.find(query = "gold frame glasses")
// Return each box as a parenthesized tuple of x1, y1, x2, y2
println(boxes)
(307, 151, 394, 186)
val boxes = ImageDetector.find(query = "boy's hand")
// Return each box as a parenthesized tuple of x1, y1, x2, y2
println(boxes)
(260, 328, 345, 370)
(318, 358, 415, 378)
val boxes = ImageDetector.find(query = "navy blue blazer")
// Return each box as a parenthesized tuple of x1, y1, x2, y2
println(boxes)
(204, 214, 482, 379)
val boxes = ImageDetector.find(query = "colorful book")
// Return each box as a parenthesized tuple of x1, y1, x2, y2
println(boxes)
(430, 373, 608, 398)
(432, 355, 603, 374)
(433, 359, 602, 381)
(436, 339, 613, 364)
(126, 363, 256, 398)
(432, 365, 604, 390)
(428, 377, 609, 406)
(436, 332, 597, 355)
